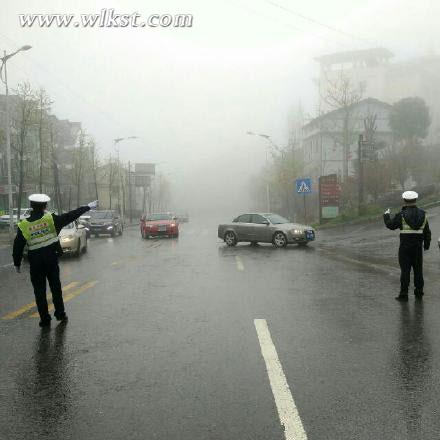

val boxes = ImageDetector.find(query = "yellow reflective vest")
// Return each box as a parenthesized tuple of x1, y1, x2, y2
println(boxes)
(18, 213, 59, 251)
(401, 215, 427, 235)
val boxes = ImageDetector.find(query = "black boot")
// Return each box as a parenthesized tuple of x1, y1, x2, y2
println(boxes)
(414, 289, 424, 300)
(54, 312, 68, 322)
(395, 292, 408, 302)
(39, 316, 52, 327)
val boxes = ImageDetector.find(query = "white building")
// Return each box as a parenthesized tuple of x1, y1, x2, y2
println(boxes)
(301, 98, 393, 180)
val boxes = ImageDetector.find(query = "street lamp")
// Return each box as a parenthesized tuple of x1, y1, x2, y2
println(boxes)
(0, 45, 32, 241)
(113, 136, 138, 223)
(247, 131, 279, 212)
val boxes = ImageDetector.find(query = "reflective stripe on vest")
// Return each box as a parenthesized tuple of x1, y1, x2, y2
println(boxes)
(18, 213, 59, 250)
(401, 215, 426, 234)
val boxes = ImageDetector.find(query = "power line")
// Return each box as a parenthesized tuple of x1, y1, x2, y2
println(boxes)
(262, 0, 375, 46)
(227, 0, 352, 49)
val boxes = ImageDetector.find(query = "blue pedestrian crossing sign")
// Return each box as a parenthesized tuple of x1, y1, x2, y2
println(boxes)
(296, 178, 312, 194)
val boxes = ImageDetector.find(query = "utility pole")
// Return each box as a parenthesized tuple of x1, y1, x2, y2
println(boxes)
(358, 134, 364, 216)
(128, 161, 133, 224)
(0, 45, 32, 241)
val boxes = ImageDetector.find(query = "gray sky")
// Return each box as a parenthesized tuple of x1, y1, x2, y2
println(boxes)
(1, 0, 439, 214)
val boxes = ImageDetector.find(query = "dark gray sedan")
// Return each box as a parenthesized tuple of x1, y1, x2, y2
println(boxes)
(218, 213, 315, 247)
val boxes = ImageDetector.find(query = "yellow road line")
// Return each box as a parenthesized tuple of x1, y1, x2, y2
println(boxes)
(30, 280, 98, 318)
(2, 282, 79, 320)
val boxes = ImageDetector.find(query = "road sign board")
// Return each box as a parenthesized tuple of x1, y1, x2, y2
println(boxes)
(295, 178, 312, 194)
(135, 163, 155, 176)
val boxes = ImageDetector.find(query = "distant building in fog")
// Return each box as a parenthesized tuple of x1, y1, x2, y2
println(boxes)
(301, 98, 393, 180)
(315, 48, 440, 140)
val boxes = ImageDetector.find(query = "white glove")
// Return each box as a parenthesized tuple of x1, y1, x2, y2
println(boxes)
(88, 200, 98, 209)
(15, 266, 21, 273)
(384, 208, 391, 215)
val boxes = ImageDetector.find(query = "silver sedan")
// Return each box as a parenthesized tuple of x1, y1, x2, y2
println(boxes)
(218, 213, 315, 248)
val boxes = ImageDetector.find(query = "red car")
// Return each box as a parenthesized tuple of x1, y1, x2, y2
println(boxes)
(140, 213, 179, 239)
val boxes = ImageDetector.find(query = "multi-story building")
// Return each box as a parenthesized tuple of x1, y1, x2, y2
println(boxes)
(315, 48, 440, 139)
(301, 98, 393, 181)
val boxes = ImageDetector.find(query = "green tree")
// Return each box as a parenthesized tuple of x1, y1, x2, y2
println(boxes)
(389, 97, 431, 145)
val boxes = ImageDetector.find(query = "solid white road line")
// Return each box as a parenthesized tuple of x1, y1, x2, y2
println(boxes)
(254, 319, 308, 440)
(235, 255, 244, 271)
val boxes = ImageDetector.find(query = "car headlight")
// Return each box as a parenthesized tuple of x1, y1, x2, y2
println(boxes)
(61, 234, 75, 242)
(171, 223, 176, 227)
(292, 229, 303, 235)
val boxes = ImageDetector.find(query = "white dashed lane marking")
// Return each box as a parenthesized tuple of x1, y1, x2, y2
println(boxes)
(235, 256, 244, 271)
(254, 319, 308, 440)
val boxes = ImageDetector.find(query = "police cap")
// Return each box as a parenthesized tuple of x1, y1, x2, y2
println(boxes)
(29, 194, 51, 203)
(402, 190, 418, 202)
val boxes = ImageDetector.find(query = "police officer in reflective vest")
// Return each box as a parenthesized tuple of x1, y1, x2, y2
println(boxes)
(384, 191, 431, 301)
(13, 194, 98, 327)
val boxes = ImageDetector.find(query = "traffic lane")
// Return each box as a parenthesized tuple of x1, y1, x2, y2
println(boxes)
(317, 206, 440, 279)
(229, 240, 440, 439)
(1, 227, 285, 440)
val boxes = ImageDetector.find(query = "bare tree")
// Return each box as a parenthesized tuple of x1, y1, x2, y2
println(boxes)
(12, 82, 37, 220)
(321, 72, 363, 181)
(35, 88, 53, 193)
(73, 130, 88, 206)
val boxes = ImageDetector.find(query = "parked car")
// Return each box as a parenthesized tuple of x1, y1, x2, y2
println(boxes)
(140, 212, 179, 239)
(218, 213, 315, 247)
(0, 208, 31, 228)
(88, 210, 123, 237)
(59, 221, 88, 256)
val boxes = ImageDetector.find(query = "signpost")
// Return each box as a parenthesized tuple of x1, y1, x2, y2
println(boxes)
(135, 163, 156, 215)
(295, 178, 312, 223)
(319, 174, 341, 222)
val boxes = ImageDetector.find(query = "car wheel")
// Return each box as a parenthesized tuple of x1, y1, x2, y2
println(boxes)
(298, 242, 308, 247)
(273, 231, 287, 248)
(82, 238, 88, 253)
(224, 231, 237, 247)
(111, 229, 116, 238)
(174, 233, 179, 239)
(119, 226, 123, 236)
(94, 233, 99, 238)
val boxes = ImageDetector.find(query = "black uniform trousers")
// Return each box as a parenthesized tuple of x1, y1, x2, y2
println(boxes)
(398, 241, 424, 294)
(29, 252, 64, 320)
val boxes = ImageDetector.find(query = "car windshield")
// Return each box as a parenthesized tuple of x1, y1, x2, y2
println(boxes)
(90, 211, 113, 219)
(146, 213, 173, 221)
(265, 214, 290, 225)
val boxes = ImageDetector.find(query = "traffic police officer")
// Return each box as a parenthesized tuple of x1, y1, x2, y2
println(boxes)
(384, 191, 431, 301)
(13, 194, 98, 327)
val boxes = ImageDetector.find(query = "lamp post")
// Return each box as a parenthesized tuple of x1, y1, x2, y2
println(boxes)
(113, 136, 138, 223)
(246, 131, 280, 212)
(0, 45, 32, 241)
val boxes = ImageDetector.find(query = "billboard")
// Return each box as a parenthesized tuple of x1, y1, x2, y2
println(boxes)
(135, 163, 155, 176)
(319, 174, 341, 219)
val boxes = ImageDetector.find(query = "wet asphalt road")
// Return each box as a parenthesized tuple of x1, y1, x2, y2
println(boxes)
(1, 209, 440, 440)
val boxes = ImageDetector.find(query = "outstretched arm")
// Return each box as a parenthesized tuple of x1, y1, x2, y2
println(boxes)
(383, 212, 402, 230)
(52, 206, 91, 234)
